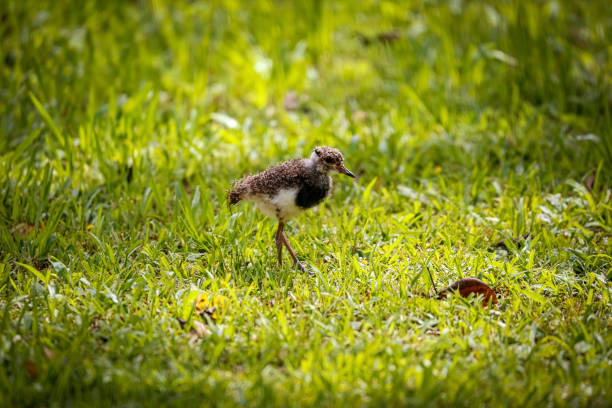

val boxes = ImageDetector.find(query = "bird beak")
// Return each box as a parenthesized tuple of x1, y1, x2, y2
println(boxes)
(338, 165, 355, 178)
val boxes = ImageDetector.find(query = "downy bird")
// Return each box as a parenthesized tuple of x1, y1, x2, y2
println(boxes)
(228, 146, 355, 270)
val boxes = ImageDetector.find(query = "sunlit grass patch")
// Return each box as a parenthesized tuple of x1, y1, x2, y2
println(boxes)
(1, 0, 611, 406)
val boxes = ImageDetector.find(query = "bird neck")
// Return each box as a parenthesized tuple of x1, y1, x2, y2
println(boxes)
(308, 153, 329, 174)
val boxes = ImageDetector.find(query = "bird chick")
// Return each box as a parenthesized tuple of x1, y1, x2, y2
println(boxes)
(229, 146, 355, 271)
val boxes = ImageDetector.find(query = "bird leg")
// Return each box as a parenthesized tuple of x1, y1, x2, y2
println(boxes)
(275, 222, 284, 266)
(280, 229, 306, 272)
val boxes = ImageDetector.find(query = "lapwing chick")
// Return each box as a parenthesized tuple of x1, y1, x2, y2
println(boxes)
(228, 146, 355, 271)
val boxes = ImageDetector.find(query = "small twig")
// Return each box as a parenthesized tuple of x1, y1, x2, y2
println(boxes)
(411, 250, 439, 296)
(425, 263, 438, 295)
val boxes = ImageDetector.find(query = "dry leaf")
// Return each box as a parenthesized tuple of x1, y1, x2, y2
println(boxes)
(12, 223, 37, 238)
(25, 360, 38, 379)
(437, 277, 498, 306)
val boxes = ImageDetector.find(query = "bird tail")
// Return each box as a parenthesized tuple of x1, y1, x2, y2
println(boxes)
(227, 180, 248, 205)
(228, 189, 243, 205)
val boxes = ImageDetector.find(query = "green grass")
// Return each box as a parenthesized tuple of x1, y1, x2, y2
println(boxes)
(1, 0, 612, 406)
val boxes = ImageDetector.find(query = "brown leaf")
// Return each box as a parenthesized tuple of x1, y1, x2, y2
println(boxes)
(12, 223, 36, 238)
(437, 277, 498, 307)
(25, 360, 38, 379)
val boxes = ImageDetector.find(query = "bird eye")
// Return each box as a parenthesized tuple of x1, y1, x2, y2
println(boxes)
(324, 157, 334, 164)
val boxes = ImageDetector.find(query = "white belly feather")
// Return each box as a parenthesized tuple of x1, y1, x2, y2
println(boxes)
(250, 188, 301, 221)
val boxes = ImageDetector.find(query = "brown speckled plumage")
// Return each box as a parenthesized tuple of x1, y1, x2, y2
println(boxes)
(228, 158, 311, 204)
(228, 146, 352, 210)
(228, 146, 355, 271)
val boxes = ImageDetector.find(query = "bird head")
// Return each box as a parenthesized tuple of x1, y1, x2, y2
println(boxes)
(311, 146, 355, 178)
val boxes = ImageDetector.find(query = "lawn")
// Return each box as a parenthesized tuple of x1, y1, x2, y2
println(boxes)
(1, 0, 611, 406)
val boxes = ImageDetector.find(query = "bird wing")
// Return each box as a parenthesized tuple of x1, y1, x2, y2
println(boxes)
(245, 159, 308, 196)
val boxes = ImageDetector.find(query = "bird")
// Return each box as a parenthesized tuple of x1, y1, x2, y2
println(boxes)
(228, 146, 355, 271)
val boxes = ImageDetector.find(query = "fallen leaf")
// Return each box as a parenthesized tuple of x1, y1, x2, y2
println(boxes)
(25, 360, 38, 379)
(12, 223, 37, 238)
(437, 277, 498, 306)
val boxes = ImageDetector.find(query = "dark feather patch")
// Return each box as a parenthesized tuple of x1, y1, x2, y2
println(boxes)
(296, 180, 330, 209)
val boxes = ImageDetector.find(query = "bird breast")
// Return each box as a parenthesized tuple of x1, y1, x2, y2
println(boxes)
(296, 176, 331, 209)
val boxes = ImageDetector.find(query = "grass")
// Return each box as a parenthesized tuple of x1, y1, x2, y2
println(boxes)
(1, 0, 611, 406)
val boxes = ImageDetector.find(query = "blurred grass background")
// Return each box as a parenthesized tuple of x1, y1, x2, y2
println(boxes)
(1, 0, 611, 406)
